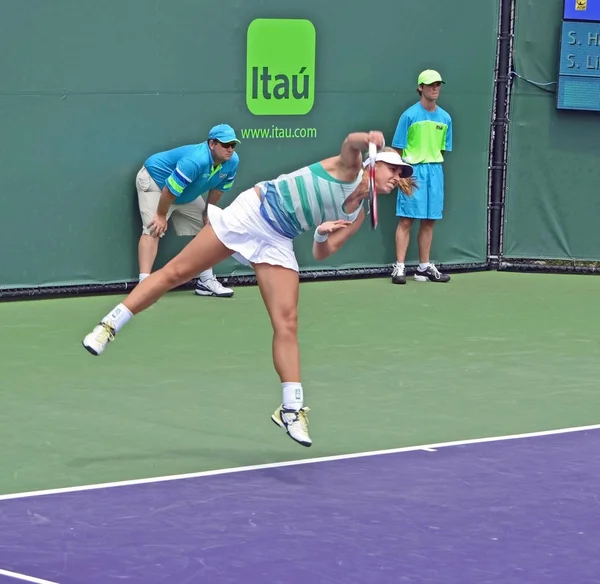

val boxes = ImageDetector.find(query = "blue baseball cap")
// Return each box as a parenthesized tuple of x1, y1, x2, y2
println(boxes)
(208, 123, 240, 144)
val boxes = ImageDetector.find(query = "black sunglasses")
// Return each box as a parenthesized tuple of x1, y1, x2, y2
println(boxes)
(216, 140, 237, 150)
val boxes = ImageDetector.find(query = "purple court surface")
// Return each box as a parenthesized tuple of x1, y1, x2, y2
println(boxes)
(1, 426, 600, 584)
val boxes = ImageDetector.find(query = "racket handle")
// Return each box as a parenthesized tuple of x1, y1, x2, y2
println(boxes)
(368, 142, 378, 160)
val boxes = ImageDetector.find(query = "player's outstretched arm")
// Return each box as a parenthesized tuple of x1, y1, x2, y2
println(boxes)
(338, 131, 385, 174)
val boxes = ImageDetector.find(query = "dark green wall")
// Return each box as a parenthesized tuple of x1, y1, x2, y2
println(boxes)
(0, 0, 497, 288)
(504, 0, 600, 260)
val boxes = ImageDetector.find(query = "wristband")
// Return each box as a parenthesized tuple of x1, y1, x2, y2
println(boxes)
(313, 229, 329, 243)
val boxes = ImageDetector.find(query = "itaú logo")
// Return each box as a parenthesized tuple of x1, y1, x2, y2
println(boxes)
(246, 18, 316, 116)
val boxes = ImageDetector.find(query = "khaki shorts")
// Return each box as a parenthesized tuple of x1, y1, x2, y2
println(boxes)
(136, 166, 206, 236)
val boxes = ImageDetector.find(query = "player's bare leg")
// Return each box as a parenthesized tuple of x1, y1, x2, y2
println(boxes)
(82, 226, 232, 355)
(254, 262, 311, 447)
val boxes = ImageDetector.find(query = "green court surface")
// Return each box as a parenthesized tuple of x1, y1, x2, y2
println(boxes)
(1, 271, 599, 496)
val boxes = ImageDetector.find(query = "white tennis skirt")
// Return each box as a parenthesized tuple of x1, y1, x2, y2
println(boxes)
(207, 187, 299, 272)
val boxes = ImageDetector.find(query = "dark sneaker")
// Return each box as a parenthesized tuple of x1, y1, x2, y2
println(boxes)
(414, 264, 451, 283)
(391, 262, 406, 285)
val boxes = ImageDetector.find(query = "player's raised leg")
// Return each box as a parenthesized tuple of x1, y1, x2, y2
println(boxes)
(82, 225, 233, 355)
(253, 262, 311, 447)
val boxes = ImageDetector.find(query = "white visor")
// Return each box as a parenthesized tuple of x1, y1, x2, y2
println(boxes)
(363, 150, 414, 178)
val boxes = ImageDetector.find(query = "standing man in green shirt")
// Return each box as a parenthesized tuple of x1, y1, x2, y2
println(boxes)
(391, 69, 453, 284)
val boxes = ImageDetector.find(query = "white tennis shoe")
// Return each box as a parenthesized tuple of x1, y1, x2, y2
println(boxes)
(271, 405, 312, 447)
(82, 321, 116, 356)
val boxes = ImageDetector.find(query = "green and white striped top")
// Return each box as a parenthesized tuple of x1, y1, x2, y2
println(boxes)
(257, 162, 364, 239)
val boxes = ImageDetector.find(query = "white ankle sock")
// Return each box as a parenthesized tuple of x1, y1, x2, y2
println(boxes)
(102, 303, 133, 333)
(139, 273, 150, 282)
(419, 262, 430, 271)
(282, 382, 303, 411)
(198, 269, 214, 282)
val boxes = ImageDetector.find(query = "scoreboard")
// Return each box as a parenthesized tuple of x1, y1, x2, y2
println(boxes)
(558, 0, 600, 111)
(563, 0, 600, 21)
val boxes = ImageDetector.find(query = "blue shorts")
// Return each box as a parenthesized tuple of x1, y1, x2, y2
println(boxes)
(396, 163, 444, 220)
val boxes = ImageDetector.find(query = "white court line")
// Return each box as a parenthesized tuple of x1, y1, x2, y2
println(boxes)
(0, 568, 59, 584)
(1, 423, 599, 503)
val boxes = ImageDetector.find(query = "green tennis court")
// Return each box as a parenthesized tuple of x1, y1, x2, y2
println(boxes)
(1, 270, 598, 497)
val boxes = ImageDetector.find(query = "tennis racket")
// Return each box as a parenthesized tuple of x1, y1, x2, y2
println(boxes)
(367, 141, 378, 229)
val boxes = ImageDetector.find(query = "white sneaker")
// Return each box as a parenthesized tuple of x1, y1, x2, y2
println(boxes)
(271, 405, 312, 447)
(194, 276, 234, 298)
(82, 321, 116, 356)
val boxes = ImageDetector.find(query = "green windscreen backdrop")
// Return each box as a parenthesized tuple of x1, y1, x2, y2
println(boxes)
(504, 0, 600, 260)
(0, 0, 497, 289)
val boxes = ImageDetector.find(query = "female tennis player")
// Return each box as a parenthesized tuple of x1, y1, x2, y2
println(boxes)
(82, 131, 415, 447)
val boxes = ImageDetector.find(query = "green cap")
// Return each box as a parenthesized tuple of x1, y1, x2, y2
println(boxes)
(418, 69, 444, 86)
